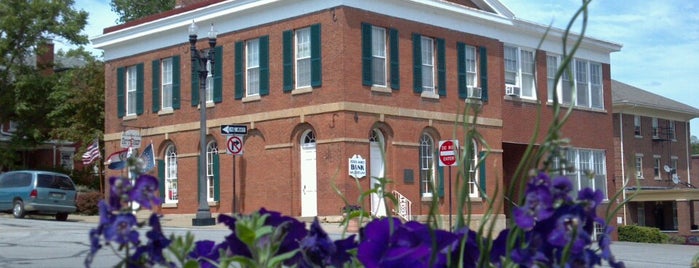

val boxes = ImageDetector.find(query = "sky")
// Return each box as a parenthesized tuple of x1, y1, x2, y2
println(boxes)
(62, 0, 699, 137)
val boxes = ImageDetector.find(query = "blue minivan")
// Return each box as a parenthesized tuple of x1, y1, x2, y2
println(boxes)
(0, 170, 77, 221)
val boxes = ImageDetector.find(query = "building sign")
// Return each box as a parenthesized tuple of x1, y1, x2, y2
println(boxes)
(348, 154, 366, 179)
(120, 130, 142, 148)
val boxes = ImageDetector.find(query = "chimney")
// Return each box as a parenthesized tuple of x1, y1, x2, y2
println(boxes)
(176, 0, 207, 8)
(36, 40, 55, 75)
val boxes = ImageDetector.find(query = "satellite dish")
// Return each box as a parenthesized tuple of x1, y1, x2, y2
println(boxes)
(672, 174, 680, 184)
(664, 165, 672, 173)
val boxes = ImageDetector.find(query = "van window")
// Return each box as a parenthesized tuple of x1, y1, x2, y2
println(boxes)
(37, 174, 75, 190)
(0, 172, 32, 187)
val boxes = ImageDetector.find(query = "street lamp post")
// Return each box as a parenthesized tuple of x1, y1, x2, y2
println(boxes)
(189, 21, 217, 226)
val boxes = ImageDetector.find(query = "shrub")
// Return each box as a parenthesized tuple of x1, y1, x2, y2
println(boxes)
(76, 191, 102, 215)
(618, 225, 667, 243)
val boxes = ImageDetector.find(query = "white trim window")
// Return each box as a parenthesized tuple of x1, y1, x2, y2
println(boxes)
(206, 141, 218, 202)
(161, 58, 173, 110)
(652, 117, 659, 138)
(246, 38, 260, 96)
(653, 155, 662, 180)
(421, 36, 435, 93)
(634, 115, 642, 137)
(419, 133, 436, 198)
(505, 46, 535, 99)
(371, 26, 387, 87)
(464, 45, 478, 88)
(635, 154, 644, 179)
(557, 148, 608, 199)
(295, 27, 311, 88)
(465, 140, 479, 198)
(126, 66, 137, 116)
(669, 120, 676, 140)
(205, 60, 214, 103)
(547, 55, 603, 109)
(165, 145, 178, 203)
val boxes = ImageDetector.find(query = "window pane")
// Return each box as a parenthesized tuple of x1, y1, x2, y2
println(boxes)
(590, 63, 602, 108)
(465, 46, 477, 87)
(420, 134, 434, 196)
(165, 145, 178, 202)
(247, 39, 260, 96)
(504, 46, 518, 85)
(561, 65, 573, 104)
(371, 26, 387, 86)
(296, 28, 311, 88)
(575, 60, 588, 107)
(162, 58, 173, 109)
(547, 55, 558, 101)
(421, 37, 434, 92)
(127, 66, 137, 115)
(520, 50, 535, 98)
(206, 60, 213, 102)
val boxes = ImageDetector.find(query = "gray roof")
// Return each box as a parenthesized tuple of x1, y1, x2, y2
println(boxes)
(612, 80, 699, 119)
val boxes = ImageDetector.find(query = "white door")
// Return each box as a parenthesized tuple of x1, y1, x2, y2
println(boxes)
(300, 131, 317, 217)
(370, 129, 387, 217)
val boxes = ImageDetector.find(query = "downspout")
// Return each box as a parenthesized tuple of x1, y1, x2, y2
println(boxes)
(619, 113, 627, 225)
(687, 120, 691, 184)
(53, 144, 57, 168)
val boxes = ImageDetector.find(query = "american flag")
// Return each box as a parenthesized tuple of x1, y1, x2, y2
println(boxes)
(82, 140, 101, 165)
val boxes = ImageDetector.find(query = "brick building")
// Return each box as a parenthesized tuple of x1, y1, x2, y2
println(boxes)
(93, 0, 620, 231)
(612, 80, 699, 237)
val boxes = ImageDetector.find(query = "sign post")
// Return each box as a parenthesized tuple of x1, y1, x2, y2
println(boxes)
(438, 139, 459, 230)
(221, 125, 248, 215)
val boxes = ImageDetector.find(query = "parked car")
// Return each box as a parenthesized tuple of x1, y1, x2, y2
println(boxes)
(0, 170, 77, 221)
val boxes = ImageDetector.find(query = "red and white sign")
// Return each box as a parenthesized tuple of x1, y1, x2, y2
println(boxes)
(438, 140, 459, 166)
(226, 135, 244, 155)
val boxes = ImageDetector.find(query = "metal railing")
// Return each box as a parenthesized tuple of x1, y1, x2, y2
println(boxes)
(392, 190, 412, 221)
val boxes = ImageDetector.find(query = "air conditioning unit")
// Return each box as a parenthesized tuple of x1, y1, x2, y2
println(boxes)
(505, 84, 521, 96)
(466, 86, 482, 99)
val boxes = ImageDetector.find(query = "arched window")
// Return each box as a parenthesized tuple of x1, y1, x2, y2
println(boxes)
(165, 145, 178, 203)
(419, 133, 435, 197)
(464, 140, 479, 198)
(206, 140, 219, 202)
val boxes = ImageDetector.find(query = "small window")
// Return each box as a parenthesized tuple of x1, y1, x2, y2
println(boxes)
(161, 57, 173, 109)
(653, 156, 661, 180)
(246, 38, 260, 96)
(421, 36, 435, 93)
(419, 133, 435, 198)
(635, 155, 643, 179)
(668, 120, 676, 140)
(652, 118, 659, 138)
(126, 66, 138, 116)
(634, 115, 641, 136)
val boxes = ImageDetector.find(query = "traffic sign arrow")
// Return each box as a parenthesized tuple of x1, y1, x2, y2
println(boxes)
(221, 125, 247, 135)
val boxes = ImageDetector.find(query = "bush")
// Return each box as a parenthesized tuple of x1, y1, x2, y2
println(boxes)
(618, 225, 667, 243)
(76, 191, 102, 215)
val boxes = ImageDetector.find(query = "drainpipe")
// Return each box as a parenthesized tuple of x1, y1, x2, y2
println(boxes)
(53, 145, 57, 168)
(619, 113, 627, 225)
(687, 120, 691, 184)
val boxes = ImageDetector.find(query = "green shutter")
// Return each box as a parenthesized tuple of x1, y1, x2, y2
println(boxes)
(116, 67, 125, 118)
(361, 23, 372, 86)
(172, 56, 181, 109)
(457, 43, 467, 99)
(191, 56, 199, 106)
(438, 165, 445, 198)
(479, 151, 486, 194)
(152, 60, 160, 113)
(234, 41, 244, 99)
(157, 160, 165, 199)
(412, 33, 422, 93)
(389, 28, 400, 90)
(197, 156, 200, 201)
(259, 35, 270, 96)
(213, 46, 223, 103)
(213, 153, 220, 201)
(310, 24, 322, 87)
(282, 30, 294, 92)
(479, 46, 488, 102)
(136, 63, 144, 115)
(437, 38, 446, 96)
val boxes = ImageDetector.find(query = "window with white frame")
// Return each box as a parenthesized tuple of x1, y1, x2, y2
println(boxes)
(161, 57, 173, 109)
(464, 45, 477, 88)
(671, 156, 678, 173)
(669, 120, 676, 140)
(419, 133, 436, 198)
(246, 38, 260, 96)
(653, 156, 661, 180)
(634, 115, 642, 136)
(556, 148, 607, 199)
(165, 144, 178, 203)
(505, 46, 535, 99)
(296, 27, 311, 88)
(652, 117, 659, 138)
(205, 60, 214, 103)
(60, 151, 74, 170)
(206, 141, 218, 202)
(635, 154, 643, 179)
(465, 140, 480, 198)
(371, 26, 387, 86)
(547, 55, 603, 109)
(421, 36, 435, 93)
(126, 66, 137, 115)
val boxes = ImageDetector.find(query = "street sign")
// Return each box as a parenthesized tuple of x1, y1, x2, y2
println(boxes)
(221, 125, 248, 135)
(226, 135, 244, 155)
(120, 130, 142, 148)
(438, 140, 459, 166)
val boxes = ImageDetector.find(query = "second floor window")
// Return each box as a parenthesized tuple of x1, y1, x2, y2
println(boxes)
(505, 46, 535, 99)
(634, 115, 642, 136)
(161, 58, 173, 109)
(296, 27, 311, 88)
(246, 38, 260, 96)
(635, 155, 643, 178)
(126, 66, 138, 115)
(547, 55, 603, 109)
(464, 45, 477, 88)
(654, 156, 661, 179)
(652, 117, 659, 138)
(421, 36, 435, 93)
(669, 120, 676, 140)
(371, 26, 387, 86)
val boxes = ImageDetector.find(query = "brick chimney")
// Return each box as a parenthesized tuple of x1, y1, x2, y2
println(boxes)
(36, 40, 55, 75)
(176, 0, 206, 8)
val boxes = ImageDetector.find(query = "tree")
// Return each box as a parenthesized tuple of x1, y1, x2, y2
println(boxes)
(110, 0, 175, 24)
(0, 0, 88, 168)
(692, 135, 699, 155)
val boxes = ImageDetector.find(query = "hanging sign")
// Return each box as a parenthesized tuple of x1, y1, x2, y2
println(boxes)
(348, 154, 366, 179)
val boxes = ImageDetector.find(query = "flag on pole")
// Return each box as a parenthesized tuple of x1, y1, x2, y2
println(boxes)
(107, 148, 129, 170)
(139, 143, 156, 172)
(82, 140, 101, 165)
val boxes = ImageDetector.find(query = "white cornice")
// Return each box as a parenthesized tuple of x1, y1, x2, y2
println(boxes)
(92, 0, 621, 62)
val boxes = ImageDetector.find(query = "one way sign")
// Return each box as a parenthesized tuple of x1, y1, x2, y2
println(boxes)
(221, 125, 247, 135)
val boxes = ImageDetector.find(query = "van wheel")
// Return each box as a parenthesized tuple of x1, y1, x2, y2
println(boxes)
(55, 213, 68, 221)
(13, 200, 25, 219)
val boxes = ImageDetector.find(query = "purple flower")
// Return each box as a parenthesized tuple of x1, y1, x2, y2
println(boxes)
(129, 174, 161, 209)
(546, 207, 590, 254)
(513, 184, 554, 231)
(551, 176, 573, 202)
(132, 214, 171, 266)
(299, 218, 357, 267)
(108, 176, 131, 210)
(104, 213, 140, 245)
(443, 227, 480, 268)
(189, 240, 221, 268)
